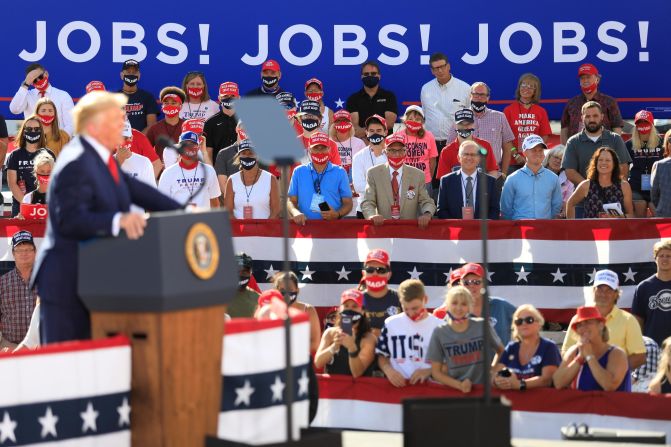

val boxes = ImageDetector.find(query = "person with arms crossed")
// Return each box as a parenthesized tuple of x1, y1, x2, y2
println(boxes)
(203, 82, 239, 165)
(346, 60, 398, 139)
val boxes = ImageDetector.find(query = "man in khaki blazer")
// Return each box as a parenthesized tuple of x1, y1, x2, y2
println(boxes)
(361, 133, 436, 228)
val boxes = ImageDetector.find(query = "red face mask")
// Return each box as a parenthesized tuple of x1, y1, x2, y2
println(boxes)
(334, 121, 352, 133)
(405, 120, 423, 133)
(38, 114, 55, 125)
(37, 174, 50, 186)
(187, 87, 204, 98)
(162, 104, 181, 118)
(636, 123, 652, 135)
(387, 156, 405, 170)
(306, 92, 323, 102)
(286, 110, 297, 121)
(581, 83, 597, 95)
(407, 308, 427, 322)
(120, 142, 132, 152)
(365, 275, 388, 292)
(34, 76, 49, 91)
(310, 152, 329, 165)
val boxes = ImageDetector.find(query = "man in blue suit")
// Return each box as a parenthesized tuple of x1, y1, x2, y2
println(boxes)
(436, 140, 499, 219)
(32, 91, 182, 344)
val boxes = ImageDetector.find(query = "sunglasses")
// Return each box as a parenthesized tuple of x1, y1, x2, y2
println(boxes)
(514, 316, 536, 326)
(364, 266, 389, 274)
(33, 73, 46, 84)
(462, 279, 482, 286)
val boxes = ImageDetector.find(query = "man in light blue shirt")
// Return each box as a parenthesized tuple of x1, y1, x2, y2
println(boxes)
(500, 134, 562, 220)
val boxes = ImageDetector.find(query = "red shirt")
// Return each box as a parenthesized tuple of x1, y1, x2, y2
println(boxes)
(146, 119, 184, 159)
(436, 137, 498, 179)
(130, 129, 159, 162)
(503, 102, 552, 166)
(300, 135, 342, 165)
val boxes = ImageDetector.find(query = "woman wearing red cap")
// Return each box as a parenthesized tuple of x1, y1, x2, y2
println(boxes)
(553, 306, 631, 391)
(626, 110, 664, 217)
(304, 78, 333, 133)
(328, 109, 366, 181)
(315, 289, 376, 378)
(652, 131, 671, 217)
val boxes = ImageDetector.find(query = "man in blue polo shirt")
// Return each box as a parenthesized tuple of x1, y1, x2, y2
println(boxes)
(287, 132, 352, 225)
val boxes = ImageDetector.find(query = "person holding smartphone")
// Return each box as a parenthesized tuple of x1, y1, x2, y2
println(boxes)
(314, 289, 376, 378)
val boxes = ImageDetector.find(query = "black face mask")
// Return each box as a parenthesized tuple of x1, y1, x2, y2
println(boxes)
(239, 157, 257, 170)
(362, 76, 380, 88)
(221, 98, 235, 110)
(301, 118, 320, 131)
(262, 76, 279, 88)
(340, 309, 362, 322)
(456, 128, 475, 139)
(24, 130, 42, 143)
(368, 133, 385, 145)
(471, 101, 487, 113)
(238, 275, 250, 289)
(123, 75, 139, 86)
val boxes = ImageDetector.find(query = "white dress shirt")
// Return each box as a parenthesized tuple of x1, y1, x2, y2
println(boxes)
(9, 85, 75, 135)
(352, 146, 387, 212)
(458, 169, 478, 206)
(420, 76, 471, 141)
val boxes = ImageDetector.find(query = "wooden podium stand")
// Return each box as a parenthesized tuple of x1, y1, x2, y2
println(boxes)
(78, 210, 237, 447)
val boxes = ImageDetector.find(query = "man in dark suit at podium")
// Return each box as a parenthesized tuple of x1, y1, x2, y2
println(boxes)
(32, 91, 182, 344)
(436, 140, 499, 219)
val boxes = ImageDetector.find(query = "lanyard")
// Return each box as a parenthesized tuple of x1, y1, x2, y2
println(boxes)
(180, 164, 200, 196)
(242, 170, 260, 203)
(310, 164, 327, 194)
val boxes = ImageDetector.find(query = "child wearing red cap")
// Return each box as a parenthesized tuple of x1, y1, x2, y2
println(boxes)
(360, 249, 401, 336)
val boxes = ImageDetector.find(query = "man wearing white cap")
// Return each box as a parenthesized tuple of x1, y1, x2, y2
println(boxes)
(562, 269, 646, 369)
(500, 134, 562, 220)
(116, 120, 156, 188)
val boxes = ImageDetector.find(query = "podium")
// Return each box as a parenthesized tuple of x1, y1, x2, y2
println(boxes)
(78, 210, 237, 447)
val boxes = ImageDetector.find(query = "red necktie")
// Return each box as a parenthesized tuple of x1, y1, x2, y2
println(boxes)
(38, 90, 46, 98)
(108, 155, 120, 184)
(391, 171, 399, 204)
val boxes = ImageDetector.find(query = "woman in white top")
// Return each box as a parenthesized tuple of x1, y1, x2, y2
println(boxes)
(329, 109, 366, 179)
(305, 78, 333, 133)
(179, 71, 219, 121)
(224, 141, 280, 219)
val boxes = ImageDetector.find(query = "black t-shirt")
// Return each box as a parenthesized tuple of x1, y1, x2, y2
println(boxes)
(625, 139, 664, 193)
(245, 86, 287, 97)
(203, 111, 238, 162)
(7, 148, 56, 199)
(28, 189, 47, 204)
(120, 88, 159, 131)
(0, 115, 8, 138)
(363, 288, 401, 330)
(631, 274, 671, 346)
(346, 87, 398, 133)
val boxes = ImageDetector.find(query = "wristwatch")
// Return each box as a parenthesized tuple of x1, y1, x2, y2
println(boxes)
(22, 82, 30, 88)
(519, 379, 527, 391)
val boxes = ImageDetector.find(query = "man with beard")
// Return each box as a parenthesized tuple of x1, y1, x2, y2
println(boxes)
(562, 101, 631, 186)
(118, 59, 159, 133)
(226, 252, 259, 318)
(361, 249, 401, 336)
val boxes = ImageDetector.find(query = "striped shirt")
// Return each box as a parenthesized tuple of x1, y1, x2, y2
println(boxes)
(0, 268, 38, 344)
(420, 76, 471, 140)
(446, 108, 515, 164)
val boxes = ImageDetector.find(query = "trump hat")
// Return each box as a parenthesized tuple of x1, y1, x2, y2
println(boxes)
(522, 134, 548, 152)
(341, 289, 364, 307)
(461, 262, 485, 278)
(219, 82, 239, 98)
(593, 269, 619, 290)
(578, 63, 599, 77)
(262, 59, 281, 72)
(634, 110, 654, 125)
(365, 249, 390, 267)
(308, 132, 330, 148)
(12, 230, 35, 249)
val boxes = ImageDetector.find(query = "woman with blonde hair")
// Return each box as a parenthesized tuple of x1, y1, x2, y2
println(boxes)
(34, 97, 70, 156)
(649, 336, 671, 394)
(328, 109, 366, 180)
(651, 130, 671, 217)
(493, 304, 561, 390)
(626, 110, 663, 217)
(179, 71, 219, 121)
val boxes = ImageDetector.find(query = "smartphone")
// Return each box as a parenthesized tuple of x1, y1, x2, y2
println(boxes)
(497, 368, 512, 378)
(318, 201, 331, 212)
(340, 314, 353, 335)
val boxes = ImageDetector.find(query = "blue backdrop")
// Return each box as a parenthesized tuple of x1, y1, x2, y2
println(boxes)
(2, 0, 670, 121)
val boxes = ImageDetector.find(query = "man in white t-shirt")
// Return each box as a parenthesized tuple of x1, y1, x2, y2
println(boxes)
(158, 131, 221, 208)
(376, 279, 442, 387)
(117, 120, 155, 187)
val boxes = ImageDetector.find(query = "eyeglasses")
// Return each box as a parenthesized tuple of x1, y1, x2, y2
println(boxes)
(431, 63, 449, 72)
(461, 152, 479, 158)
(362, 72, 379, 77)
(462, 279, 482, 286)
(33, 73, 46, 84)
(25, 127, 40, 132)
(365, 266, 389, 274)
(471, 92, 489, 98)
(520, 83, 536, 90)
(514, 316, 536, 326)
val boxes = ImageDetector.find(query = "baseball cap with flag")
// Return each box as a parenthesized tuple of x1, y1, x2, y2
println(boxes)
(85, 81, 106, 94)
(634, 110, 654, 125)
(262, 59, 281, 72)
(179, 131, 199, 145)
(365, 249, 390, 267)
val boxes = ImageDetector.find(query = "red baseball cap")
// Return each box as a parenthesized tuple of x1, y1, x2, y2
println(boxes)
(86, 81, 106, 93)
(219, 82, 239, 98)
(385, 133, 406, 147)
(461, 262, 485, 278)
(308, 132, 330, 148)
(571, 306, 606, 330)
(449, 268, 464, 286)
(258, 289, 284, 307)
(182, 119, 205, 135)
(365, 114, 387, 131)
(262, 59, 281, 72)
(634, 110, 654, 125)
(305, 77, 323, 90)
(333, 110, 352, 122)
(340, 289, 364, 308)
(577, 63, 599, 77)
(365, 249, 390, 267)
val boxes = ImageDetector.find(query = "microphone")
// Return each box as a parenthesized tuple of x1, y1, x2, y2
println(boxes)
(157, 135, 209, 209)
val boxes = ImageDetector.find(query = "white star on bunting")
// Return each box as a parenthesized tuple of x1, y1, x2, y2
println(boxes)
(551, 268, 567, 284)
(300, 265, 315, 281)
(515, 266, 530, 283)
(117, 397, 131, 427)
(587, 268, 598, 284)
(443, 267, 453, 284)
(270, 375, 285, 403)
(0, 411, 17, 443)
(234, 380, 255, 407)
(298, 369, 310, 397)
(407, 266, 423, 280)
(38, 406, 59, 439)
(264, 264, 278, 281)
(336, 266, 351, 281)
(334, 98, 344, 108)
(80, 402, 99, 433)
(623, 267, 637, 283)
(487, 270, 495, 283)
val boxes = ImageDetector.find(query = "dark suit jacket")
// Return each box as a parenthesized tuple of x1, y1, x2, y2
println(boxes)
(33, 136, 181, 343)
(436, 171, 500, 219)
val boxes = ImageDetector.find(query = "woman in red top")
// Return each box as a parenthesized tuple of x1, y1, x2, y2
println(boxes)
(503, 74, 552, 174)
